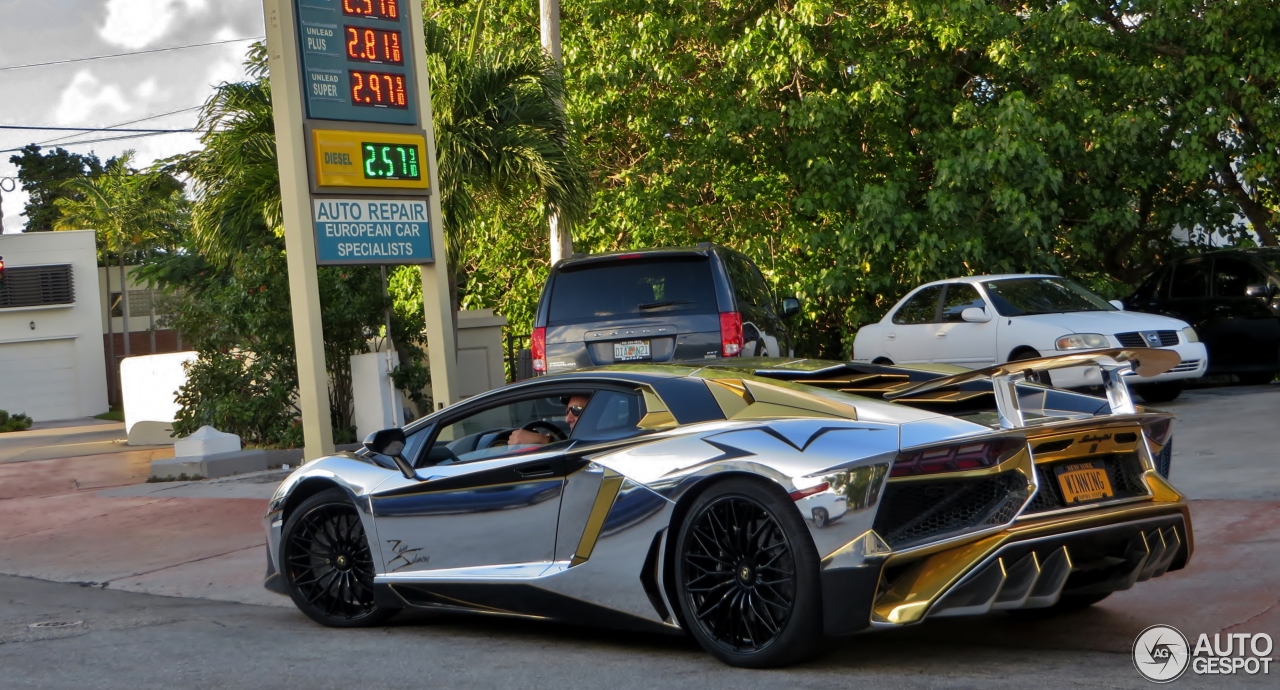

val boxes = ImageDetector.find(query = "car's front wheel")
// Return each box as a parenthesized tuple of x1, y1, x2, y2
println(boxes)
(674, 478, 823, 668)
(1133, 381, 1184, 403)
(282, 487, 397, 628)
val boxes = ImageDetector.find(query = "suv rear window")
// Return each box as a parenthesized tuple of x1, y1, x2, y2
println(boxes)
(548, 257, 718, 325)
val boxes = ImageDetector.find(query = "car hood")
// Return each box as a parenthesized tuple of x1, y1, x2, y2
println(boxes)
(1013, 310, 1189, 334)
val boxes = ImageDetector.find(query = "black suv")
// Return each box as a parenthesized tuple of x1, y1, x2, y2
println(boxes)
(1124, 248, 1280, 384)
(530, 244, 799, 375)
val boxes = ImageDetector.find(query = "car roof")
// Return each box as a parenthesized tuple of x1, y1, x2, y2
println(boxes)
(554, 244, 721, 270)
(915, 274, 1060, 288)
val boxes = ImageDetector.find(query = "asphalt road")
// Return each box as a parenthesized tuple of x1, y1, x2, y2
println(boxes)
(3, 573, 1265, 690)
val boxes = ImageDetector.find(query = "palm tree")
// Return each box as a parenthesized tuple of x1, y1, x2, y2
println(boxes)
(54, 151, 183, 361)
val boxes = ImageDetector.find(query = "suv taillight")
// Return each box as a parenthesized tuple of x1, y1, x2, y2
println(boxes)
(890, 437, 1025, 478)
(531, 327, 547, 374)
(719, 311, 743, 357)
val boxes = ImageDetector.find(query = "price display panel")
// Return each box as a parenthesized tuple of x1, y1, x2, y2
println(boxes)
(312, 129, 429, 190)
(295, 0, 416, 125)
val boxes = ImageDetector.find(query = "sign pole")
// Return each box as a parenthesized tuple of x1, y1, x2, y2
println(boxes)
(264, 0, 335, 459)
(406, 1, 459, 409)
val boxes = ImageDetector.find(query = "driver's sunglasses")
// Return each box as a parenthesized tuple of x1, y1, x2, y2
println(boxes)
(566, 405, 585, 417)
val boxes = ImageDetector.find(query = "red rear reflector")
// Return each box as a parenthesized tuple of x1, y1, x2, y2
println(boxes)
(719, 311, 743, 357)
(617, 253, 643, 259)
(531, 327, 547, 374)
(789, 482, 830, 501)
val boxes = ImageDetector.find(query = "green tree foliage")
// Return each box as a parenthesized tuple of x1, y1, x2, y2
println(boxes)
(52, 151, 186, 258)
(7, 145, 106, 232)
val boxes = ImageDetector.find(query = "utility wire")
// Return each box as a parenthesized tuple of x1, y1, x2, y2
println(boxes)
(0, 130, 192, 155)
(0, 37, 264, 72)
(33, 106, 204, 147)
(0, 125, 193, 133)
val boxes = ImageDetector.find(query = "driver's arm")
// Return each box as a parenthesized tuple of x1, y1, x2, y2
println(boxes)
(507, 428, 552, 445)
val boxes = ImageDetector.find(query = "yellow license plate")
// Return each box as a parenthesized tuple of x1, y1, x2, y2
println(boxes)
(1055, 462, 1114, 503)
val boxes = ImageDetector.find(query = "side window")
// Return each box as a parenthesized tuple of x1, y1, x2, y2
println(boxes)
(427, 395, 574, 466)
(940, 284, 988, 322)
(1212, 257, 1263, 298)
(570, 389, 645, 442)
(892, 286, 944, 325)
(1130, 268, 1166, 302)
(725, 252, 776, 313)
(1170, 261, 1209, 300)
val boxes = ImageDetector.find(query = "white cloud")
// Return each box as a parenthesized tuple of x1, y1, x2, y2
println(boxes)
(99, 0, 209, 49)
(53, 71, 133, 124)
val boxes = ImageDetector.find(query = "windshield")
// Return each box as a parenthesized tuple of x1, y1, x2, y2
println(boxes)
(1263, 254, 1280, 276)
(548, 256, 718, 324)
(982, 277, 1116, 317)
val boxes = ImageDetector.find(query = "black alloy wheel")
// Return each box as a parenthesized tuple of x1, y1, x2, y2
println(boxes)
(674, 478, 823, 668)
(282, 488, 396, 628)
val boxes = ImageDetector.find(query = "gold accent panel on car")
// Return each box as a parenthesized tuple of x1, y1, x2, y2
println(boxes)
(570, 471, 624, 567)
(702, 378, 858, 421)
(636, 385, 679, 431)
(1028, 426, 1144, 463)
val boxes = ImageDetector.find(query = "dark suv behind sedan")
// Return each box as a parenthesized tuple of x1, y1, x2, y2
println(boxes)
(531, 244, 799, 375)
(1124, 248, 1280, 384)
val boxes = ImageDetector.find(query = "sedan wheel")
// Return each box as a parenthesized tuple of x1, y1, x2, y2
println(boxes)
(282, 488, 396, 628)
(674, 479, 822, 668)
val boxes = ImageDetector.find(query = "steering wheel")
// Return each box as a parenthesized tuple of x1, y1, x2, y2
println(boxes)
(520, 420, 567, 442)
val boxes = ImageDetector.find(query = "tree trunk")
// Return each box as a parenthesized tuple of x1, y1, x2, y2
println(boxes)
(118, 255, 131, 356)
(105, 264, 116, 406)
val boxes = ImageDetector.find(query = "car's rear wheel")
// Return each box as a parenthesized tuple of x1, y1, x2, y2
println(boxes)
(1133, 381, 1184, 403)
(811, 507, 829, 527)
(674, 478, 823, 668)
(282, 488, 397, 628)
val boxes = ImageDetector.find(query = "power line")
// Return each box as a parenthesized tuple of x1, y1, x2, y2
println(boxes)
(0, 37, 263, 72)
(0, 130, 194, 155)
(0, 125, 193, 133)
(34, 106, 204, 147)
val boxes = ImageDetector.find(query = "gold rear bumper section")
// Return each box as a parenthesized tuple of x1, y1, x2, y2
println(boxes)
(870, 470, 1191, 625)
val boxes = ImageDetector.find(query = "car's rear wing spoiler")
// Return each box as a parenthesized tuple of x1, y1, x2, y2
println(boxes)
(884, 348, 1181, 429)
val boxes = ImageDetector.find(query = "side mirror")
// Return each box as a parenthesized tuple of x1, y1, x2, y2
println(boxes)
(960, 307, 992, 323)
(364, 427, 415, 479)
(781, 297, 801, 318)
(1245, 284, 1272, 300)
(1109, 299, 1125, 310)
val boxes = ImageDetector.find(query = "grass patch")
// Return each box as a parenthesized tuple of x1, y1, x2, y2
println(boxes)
(146, 473, 206, 483)
(95, 407, 125, 422)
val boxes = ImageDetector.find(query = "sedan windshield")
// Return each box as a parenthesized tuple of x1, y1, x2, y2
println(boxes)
(982, 277, 1116, 316)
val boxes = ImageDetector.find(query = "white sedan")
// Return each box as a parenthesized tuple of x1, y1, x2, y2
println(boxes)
(852, 275, 1209, 402)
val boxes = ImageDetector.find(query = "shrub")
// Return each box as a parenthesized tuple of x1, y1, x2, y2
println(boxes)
(0, 410, 33, 432)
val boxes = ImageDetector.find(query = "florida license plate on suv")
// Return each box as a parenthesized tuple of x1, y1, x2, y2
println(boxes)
(1055, 460, 1114, 504)
(613, 340, 651, 362)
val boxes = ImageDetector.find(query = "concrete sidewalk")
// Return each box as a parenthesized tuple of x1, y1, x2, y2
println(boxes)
(0, 385, 1277, 652)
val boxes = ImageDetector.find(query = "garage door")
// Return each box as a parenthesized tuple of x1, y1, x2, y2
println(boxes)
(0, 339, 78, 422)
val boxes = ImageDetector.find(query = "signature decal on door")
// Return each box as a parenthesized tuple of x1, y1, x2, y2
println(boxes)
(386, 539, 430, 571)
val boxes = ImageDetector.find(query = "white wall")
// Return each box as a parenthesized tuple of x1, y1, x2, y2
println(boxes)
(0, 229, 109, 420)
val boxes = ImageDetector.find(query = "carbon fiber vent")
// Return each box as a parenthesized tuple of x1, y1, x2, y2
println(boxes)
(873, 471, 1028, 549)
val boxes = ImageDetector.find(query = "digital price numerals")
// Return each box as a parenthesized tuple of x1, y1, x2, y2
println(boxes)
(362, 142, 421, 181)
(350, 70, 408, 109)
(346, 26, 402, 64)
(341, 0, 399, 21)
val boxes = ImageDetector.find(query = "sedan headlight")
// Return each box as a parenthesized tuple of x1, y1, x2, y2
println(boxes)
(1181, 327, 1199, 343)
(1055, 333, 1109, 350)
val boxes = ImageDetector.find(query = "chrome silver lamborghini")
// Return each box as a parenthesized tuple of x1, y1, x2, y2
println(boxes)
(263, 349, 1192, 667)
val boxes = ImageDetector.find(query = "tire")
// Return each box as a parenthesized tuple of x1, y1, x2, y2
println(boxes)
(872, 358, 894, 365)
(673, 478, 824, 668)
(1009, 348, 1052, 386)
(1133, 381, 1184, 403)
(811, 507, 829, 528)
(1009, 592, 1112, 618)
(1238, 371, 1276, 386)
(281, 488, 397, 628)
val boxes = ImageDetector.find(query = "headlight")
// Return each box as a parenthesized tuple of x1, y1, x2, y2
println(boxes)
(1181, 327, 1199, 343)
(1055, 333, 1109, 350)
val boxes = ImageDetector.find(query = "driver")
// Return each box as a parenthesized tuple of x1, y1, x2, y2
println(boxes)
(507, 394, 590, 446)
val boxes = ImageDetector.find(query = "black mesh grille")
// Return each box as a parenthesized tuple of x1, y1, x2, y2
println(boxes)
(1115, 331, 1178, 347)
(1154, 442, 1172, 478)
(873, 471, 1028, 548)
(1025, 453, 1150, 514)
(0, 264, 74, 309)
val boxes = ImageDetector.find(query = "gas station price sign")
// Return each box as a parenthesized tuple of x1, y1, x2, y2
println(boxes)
(312, 129, 428, 190)
(295, 0, 416, 125)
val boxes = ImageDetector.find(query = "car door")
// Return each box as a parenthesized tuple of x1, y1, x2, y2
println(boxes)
(368, 391, 582, 575)
(932, 284, 997, 366)
(1210, 256, 1280, 369)
(725, 251, 786, 356)
(883, 285, 944, 363)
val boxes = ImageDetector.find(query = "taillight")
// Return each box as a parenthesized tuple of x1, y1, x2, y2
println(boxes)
(891, 437, 1025, 478)
(531, 327, 547, 374)
(719, 311, 743, 357)
(789, 482, 830, 501)
(1144, 418, 1173, 446)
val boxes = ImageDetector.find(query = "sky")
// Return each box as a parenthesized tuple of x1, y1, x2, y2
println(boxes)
(0, 0, 266, 233)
